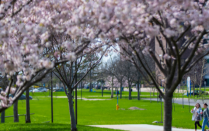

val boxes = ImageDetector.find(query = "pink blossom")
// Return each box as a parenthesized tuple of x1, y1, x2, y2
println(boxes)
(45, 42, 51, 47)
(0, 95, 7, 104)
(10, 88, 16, 95)
(169, 18, 177, 28)
(145, 25, 160, 38)
(163, 54, 171, 60)
(204, 44, 209, 49)
(164, 29, 176, 38)
(66, 52, 76, 61)
(1, 101, 8, 108)
(1, 91, 6, 97)
(54, 51, 60, 58)
(43, 60, 54, 69)
(199, 0, 205, 3)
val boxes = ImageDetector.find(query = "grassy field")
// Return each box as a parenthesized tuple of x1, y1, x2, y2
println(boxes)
(28, 89, 163, 100)
(26, 87, 209, 99)
(0, 89, 206, 131)
(0, 124, 123, 131)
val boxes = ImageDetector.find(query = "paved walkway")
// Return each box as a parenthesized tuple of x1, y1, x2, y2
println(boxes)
(143, 98, 209, 106)
(47, 96, 111, 101)
(90, 124, 201, 131)
(123, 88, 187, 93)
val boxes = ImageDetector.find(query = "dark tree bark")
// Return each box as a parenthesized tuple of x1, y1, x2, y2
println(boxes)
(68, 91, 77, 131)
(137, 80, 140, 100)
(13, 101, 19, 122)
(164, 94, 172, 131)
(25, 88, 31, 123)
(129, 83, 132, 100)
(1, 110, 5, 123)
(111, 77, 113, 98)
(120, 81, 122, 99)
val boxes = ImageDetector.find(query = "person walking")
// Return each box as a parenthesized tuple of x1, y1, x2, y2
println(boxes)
(191, 103, 202, 131)
(201, 103, 209, 131)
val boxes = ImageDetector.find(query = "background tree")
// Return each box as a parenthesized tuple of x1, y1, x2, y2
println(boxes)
(70, 1, 209, 130)
(0, 3, 106, 131)
(186, 58, 209, 96)
(47, 32, 108, 131)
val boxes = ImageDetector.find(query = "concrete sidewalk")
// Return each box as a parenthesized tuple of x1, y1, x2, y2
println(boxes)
(143, 98, 209, 106)
(90, 124, 201, 131)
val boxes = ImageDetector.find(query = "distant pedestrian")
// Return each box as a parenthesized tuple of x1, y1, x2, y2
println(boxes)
(201, 103, 209, 131)
(191, 103, 202, 131)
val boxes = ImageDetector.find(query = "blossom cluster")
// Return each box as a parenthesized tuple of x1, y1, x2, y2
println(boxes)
(69, 0, 209, 60)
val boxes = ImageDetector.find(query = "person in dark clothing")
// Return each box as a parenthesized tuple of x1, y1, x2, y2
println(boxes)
(201, 103, 209, 131)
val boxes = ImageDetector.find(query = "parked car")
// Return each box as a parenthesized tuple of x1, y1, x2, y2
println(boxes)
(9, 94, 32, 100)
(56, 88, 64, 92)
(33, 88, 39, 92)
(38, 87, 47, 92)
(29, 89, 33, 92)
(84, 86, 89, 89)
(53, 87, 59, 91)
(102, 87, 108, 90)
(95, 85, 101, 89)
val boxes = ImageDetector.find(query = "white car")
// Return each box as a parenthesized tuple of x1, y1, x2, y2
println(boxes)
(33, 89, 39, 92)
(38, 87, 48, 92)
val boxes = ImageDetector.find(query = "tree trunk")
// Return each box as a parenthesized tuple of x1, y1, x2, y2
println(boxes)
(26, 88, 31, 123)
(137, 81, 140, 100)
(68, 92, 77, 131)
(111, 87, 113, 98)
(129, 84, 132, 100)
(13, 101, 19, 122)
(1, 110, 5, 123)
(120, 81, 122, 99)
(89, 58, 92, 92)
(111, 77, 113, 98)
(164, 95, 173, 131)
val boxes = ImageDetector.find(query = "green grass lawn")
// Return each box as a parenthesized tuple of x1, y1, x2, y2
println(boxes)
(28, 88, 209, 99)
(0, 124, 122, 131)
(29, 89, 160, 99)
(0, 89, 207, 130)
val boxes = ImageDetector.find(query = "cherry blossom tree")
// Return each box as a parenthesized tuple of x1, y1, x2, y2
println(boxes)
(0, 1, 105, 131)
(49, 33, 107, 131)
(1, 0, 209, 131)
(105, 76, 123, 89)
(69, 0, 209, 130)
(103, 56, 123, 98)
